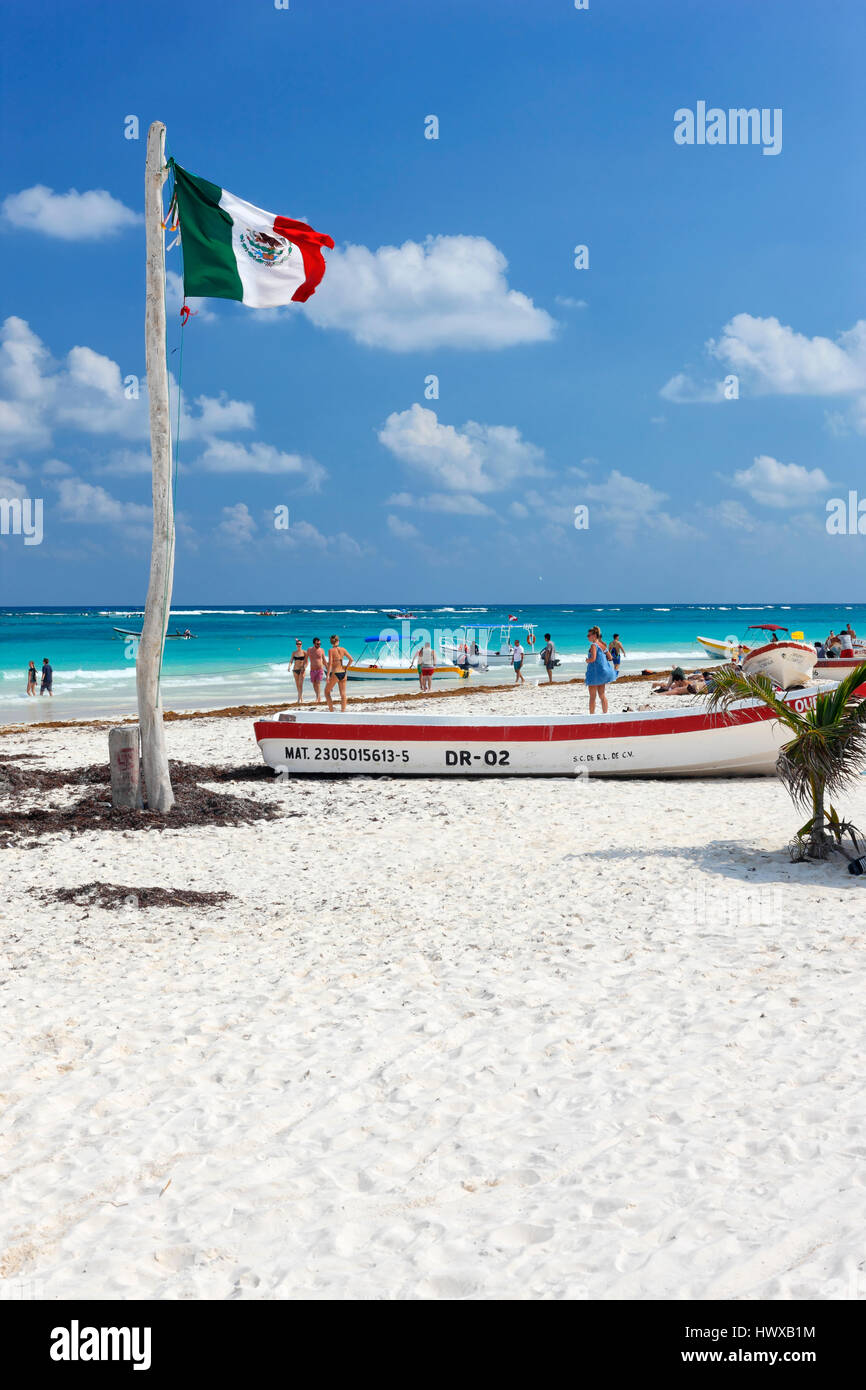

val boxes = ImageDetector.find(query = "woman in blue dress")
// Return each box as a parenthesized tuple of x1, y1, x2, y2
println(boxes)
(584, 626, 617, 713)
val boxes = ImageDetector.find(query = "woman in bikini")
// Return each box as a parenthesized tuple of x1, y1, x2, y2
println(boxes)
(325, 634, 352, 712)
(290, 638, 307, 705)
(306, 637, 327, 704)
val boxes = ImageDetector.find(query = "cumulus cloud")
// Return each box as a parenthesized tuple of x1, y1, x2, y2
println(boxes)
(728, 454, 832, 509)
(385, 490, 494, 516)
(661, 313, 866, 428)
(386, 513, 420, 540)
(56, 477, 151, 527)
(274, 518, 366, 557)
(198, 438, 325, 488)
(378, 404, 545, 495)
(216, 502, 257, 543)
(2, 185, 140, 240)
(304, 235, 555, 350)
(0, 318, 290, 476)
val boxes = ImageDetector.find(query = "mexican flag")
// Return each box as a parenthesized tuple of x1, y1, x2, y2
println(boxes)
(171, 162, 334, 308)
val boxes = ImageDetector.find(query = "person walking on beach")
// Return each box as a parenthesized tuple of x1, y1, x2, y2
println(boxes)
(306, 637, 327, 704)
(325, 634, 352, 712)
(540, 632, 557, 683)
(290, 638, 307, 705)
(40, 657, 53, 697)
(511, 637, 525, 685)
(609, 633, 626, 674)
(26, 661, 37, 696)
(585, 627, 617, 714)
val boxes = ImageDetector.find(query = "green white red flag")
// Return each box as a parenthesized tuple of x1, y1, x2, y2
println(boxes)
(171, 162, 333, 308)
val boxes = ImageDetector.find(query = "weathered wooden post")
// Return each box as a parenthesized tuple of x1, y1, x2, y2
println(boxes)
(108, 727, 144, 809)
(137, 120, 175, 813)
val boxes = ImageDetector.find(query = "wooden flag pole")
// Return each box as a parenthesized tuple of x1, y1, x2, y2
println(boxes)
(137, 120, 175, 813)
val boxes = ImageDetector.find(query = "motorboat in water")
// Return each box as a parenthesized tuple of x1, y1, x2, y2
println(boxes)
(255, 684, 844, 778)
(441, 623, 537, 670)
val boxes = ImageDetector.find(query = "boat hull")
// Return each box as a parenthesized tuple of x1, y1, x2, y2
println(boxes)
(742, 640, 817, 691)
(254, 689, 826, 778)
(345, 664, 468, 682)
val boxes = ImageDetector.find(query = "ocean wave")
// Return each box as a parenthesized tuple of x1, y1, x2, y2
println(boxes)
(0, 667, 138, 682)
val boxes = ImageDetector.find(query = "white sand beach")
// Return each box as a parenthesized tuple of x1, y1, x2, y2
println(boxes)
(1, 679, 864, 1301)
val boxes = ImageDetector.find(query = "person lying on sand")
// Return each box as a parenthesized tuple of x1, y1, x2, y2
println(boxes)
(652, 666, 685, 693)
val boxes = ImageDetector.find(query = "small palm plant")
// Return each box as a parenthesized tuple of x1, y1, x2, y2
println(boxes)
(703, 662, 866, 860)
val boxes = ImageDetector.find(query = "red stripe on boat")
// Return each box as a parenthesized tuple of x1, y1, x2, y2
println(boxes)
(254, 703, 790, 745)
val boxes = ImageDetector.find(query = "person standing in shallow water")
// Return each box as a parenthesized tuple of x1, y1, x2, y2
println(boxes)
(26, 661, 37, 696)
(40, 657, 53, 696)
(584, 627, 616, 714)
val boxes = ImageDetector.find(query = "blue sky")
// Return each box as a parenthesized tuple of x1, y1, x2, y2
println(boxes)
(1, 0, 864, 604)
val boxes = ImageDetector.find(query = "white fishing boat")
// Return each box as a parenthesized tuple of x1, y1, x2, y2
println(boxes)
(254, 685, 840, 778)
(442, 623, 537, 670)
(345, 635, 468, 682)
(697, 635, 749, 661)
(740, 625, 816, 691)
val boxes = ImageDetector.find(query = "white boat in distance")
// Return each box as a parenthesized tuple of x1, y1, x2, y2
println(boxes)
(254, 684, 848, 778)
(442, 624, 537, 670)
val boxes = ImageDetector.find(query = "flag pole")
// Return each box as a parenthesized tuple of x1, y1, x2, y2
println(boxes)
(137, 120, 175, 813)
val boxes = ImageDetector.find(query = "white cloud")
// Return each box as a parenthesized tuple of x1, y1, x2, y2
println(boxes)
(56, 477, 151, 527)
(555, 296, 587, 310)
(274, 518, 366, 557)
(714, 499, 758, 531)
(708, 315, 866, 395)
(386, 513, 420, 540)
(2, 185, 140, 240)
(198, 438, 325, 488)
(378, 403, 545, 494)
(659, 373, 726, 404)
(583, 470, 700, 539)
(41, 458, 72, 476)
(661, 313, 866, 429)
(193, 392, 254, 433)
(729, 454, 831, 509)
(216, 502, 257, 543)
(385, 490, 494, 516)
(0, 318, 287, 474)
(304, 235, 555, 350)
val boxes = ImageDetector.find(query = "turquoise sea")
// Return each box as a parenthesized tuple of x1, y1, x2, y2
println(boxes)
(2, 603, 864, 722)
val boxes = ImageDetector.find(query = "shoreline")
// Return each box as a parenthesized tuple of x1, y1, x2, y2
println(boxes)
(0, 666, 705, 736)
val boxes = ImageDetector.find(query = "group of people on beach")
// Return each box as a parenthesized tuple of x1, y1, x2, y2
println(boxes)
(25, 658, 52, 697)
(290, 635, 352, 711)
(815, 624, 857, 659)
(287, 628, 629, 714)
